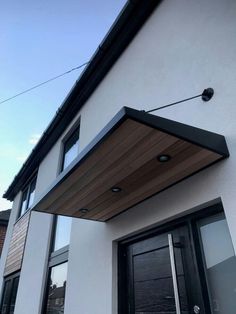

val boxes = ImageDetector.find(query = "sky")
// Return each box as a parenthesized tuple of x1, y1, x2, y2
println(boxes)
(0, 0, 126, 211)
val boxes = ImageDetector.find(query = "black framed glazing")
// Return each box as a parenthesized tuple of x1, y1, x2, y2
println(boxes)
(118, 202, 224, 314)
(43, 261, 68, 314)
(61, 126, 80, 172)
(0, 272, 20, 314)
(42, 215, 70, 314)
(18, 176, 37, 218)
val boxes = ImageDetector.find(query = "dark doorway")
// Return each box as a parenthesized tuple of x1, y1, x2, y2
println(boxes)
(119, 225, 205, 314)
(118, 204, 236, 314)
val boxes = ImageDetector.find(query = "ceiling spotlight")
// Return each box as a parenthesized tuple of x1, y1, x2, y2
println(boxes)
(111, 187, 122, 193)
(79, 208, 89, 214)
(157, 154, 171, 162)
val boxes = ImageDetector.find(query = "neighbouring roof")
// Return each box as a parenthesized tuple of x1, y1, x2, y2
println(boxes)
(4, 0, 160, 201)
(0, 209, 11, 223)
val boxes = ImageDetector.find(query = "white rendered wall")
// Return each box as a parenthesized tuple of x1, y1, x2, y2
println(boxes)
(12, 144, 62, 313)
(3, 0, 236, 313)
(66, 0, 236, 313)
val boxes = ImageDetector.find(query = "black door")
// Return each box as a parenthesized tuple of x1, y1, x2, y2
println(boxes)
(120, 225, 205, 314)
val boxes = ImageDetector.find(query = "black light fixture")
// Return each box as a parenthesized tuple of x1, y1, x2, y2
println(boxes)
(201, 88, 214, 101)
(111, 187, 122, 193)
(79, 208, 89, 214)
(157, 154, 171, 162)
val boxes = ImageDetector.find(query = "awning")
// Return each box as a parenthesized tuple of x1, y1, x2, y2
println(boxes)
(32, 107, 229, 222)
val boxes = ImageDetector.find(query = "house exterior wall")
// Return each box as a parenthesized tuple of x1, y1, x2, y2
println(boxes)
(1, 0, 236, 313)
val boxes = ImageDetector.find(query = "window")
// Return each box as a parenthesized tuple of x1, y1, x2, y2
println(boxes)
(61, 126, 80, 171)
(0, 273, 20, 314)
(53, 216, 72, 252)
(44, 262, 68, 314)
(43, 216, 71, 313)
(19, 177, 36, 217)
(42, 125, 80, 312)
(198, 212, 236, 314)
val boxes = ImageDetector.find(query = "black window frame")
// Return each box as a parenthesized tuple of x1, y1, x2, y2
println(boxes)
(18, 176, 37, 218)
(42, 121, 80, 313)
(42, 217, 69, 314)
(51, 215, 72, 253)
(0, 272, 20, 314)
(60, 123, 80, 172)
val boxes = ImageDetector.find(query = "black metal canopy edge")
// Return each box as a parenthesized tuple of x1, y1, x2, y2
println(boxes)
(124, 107, 229, 157)
(4, 0, 161, 201)
(32, 106, 229, 214)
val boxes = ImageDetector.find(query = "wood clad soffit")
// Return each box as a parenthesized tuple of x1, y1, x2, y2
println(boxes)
(32, 107, 229, 222)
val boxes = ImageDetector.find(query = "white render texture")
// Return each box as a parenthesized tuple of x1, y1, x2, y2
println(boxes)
(1, 0, 236, 313)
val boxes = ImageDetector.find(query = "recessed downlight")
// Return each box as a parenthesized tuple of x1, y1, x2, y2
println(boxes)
(79, 208, 89, 214)
(111, 187, 122, 193)
(157, 154, 171, 162)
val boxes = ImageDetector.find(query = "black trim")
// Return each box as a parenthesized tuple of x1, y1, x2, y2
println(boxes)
(4, 0, 161, 201)
(0, 272, 20, 314)
(0, 220, 9, 227)
(41, 216, 70, 314)
(49, 250, 69, 268)
(124, 107, 229, 157)
(61, 125, 80, 173)
(17, 176, 37, 219)
(32, 107, 229, 217)
(42, 261, 68, 314)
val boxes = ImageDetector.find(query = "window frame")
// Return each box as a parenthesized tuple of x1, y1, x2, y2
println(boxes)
(42, 121, 80, 313)
(52, 215, 72, 253)
(42, 261, 68, 314)
(18, 176, 37, 219)
(0, 272, 20, 314)
(42, 217, 69, 314)
(60, 119, 80, 173)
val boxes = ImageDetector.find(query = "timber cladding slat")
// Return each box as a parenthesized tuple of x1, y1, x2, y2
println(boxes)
(4, 211, 30, 276)
(33, 108, 228, 222)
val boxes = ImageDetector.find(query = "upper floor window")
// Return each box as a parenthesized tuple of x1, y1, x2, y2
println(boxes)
(61, 126, 80, 171)
(19, 177, 36, 217)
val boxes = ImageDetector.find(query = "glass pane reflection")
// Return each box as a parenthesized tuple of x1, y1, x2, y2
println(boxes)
(28, 179, 36, 208)
(9, 277, 19, 314)
(53, 216, 72, 252)
(199, 213, 236, 314)
(62, 128, 79, 171)
(0, 280, 11, 314)
(20, 190, 27, 216)
(45, 262, 68, 314)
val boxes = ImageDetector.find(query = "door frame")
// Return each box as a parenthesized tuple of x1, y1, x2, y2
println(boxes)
(118, 202, 223, 314)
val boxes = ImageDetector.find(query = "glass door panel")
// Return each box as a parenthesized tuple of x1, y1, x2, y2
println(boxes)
(198, 213, 236, 314)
